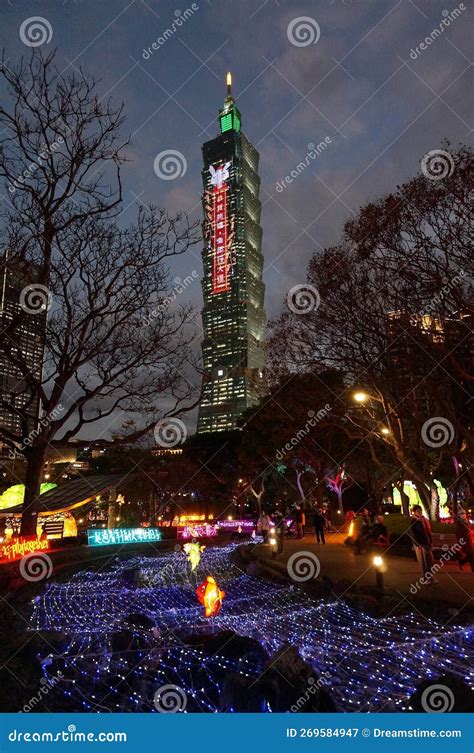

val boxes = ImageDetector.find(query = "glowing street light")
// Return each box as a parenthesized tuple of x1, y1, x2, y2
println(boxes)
(353, 391, 369, 403)
(381, 427, 390, 435)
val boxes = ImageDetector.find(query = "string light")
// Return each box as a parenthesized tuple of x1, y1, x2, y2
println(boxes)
(32, 543, 473, 712)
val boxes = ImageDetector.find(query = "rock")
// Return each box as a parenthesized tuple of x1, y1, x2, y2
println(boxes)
(202, 631, 270, 671)
(123, 613, 155, 631)
(120, 567, 140, 588)
(256, 644, 337, 712)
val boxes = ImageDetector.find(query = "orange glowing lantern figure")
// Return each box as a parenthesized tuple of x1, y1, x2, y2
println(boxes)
(196, 575, 225, 617)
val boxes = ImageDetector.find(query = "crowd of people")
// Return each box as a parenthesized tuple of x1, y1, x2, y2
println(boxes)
(255, 501, 474, 583)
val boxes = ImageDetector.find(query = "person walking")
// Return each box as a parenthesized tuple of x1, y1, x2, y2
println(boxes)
(260, 511, 270, 543)
(274, 511, 285, 556)
(313, 508, 327, 544)
(410, 505, 438, 584)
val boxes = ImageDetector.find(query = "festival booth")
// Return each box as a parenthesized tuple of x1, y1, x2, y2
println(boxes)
(0, 474, 126, 563)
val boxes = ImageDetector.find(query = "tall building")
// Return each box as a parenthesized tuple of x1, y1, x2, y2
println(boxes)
(0, 251, 45, 452)
(197, 74, 266, 433)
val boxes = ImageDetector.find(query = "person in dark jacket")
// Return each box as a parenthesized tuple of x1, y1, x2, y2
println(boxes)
(354, 516, 387, 554)
(410, 505, 437, 583)
(313, 508, 327, 544)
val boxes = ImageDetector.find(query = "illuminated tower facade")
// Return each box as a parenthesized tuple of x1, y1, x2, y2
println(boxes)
(197, 74, 266, 433)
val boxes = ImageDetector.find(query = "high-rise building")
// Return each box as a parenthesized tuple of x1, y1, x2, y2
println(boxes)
(0, 251, 45, 452)
(197, 74, 266, 434)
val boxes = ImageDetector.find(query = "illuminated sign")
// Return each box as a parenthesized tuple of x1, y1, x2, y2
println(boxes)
(177, 524, 218, 540)
(218, 520, 255, 530)
(87, 527, 162, 547)
(207, 162, 233, 295)
(219, 106, 241, 134)
(220, 112, 233, 133)
(0, 535, 50, 564)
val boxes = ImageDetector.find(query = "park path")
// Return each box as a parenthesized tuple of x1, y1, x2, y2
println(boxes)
(251, 532, 474, 609)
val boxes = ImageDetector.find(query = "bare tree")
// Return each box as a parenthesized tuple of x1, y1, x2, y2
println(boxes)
(0, 51, 200, 534)
(270, 145, 473, 518)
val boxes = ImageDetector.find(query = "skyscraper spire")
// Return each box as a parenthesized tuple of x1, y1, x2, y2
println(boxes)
(226, 71, 232, 98)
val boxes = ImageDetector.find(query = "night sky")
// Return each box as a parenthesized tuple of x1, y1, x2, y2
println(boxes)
(1, 0, 471, 432)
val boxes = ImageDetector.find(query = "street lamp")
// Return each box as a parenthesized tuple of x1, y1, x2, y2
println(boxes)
(381, 427, 390, 435)
(353, 391, 369, 403)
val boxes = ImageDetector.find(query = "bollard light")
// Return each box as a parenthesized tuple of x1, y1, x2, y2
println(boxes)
(373, 555, 384, 589)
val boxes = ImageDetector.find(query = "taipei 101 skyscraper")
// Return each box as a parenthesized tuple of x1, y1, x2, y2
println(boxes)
(197, 74, 266, 434)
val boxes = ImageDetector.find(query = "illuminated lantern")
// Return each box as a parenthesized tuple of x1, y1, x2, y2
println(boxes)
(196, 575, 225, 617)
(183, 541, 205, 571)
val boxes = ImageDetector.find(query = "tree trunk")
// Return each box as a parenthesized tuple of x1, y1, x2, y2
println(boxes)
(336, 490, 344, 514)
(20, 446, 47, 536)
(429, 483, 440, 522)
(416, 484, 432, 520)
(296, 470, 306, 506)
(107, 487, 117, 528)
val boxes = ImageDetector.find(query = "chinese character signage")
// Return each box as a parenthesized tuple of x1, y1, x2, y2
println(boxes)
(217, 520, 255, 530)
(0, 535, 50, 564)
(177, 524, 218, 540)
(87, 527, 162, 547)
(207, 161, 233, 295)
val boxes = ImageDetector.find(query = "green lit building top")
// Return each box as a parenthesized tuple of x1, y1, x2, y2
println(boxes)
(197, 74, 266, 434)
